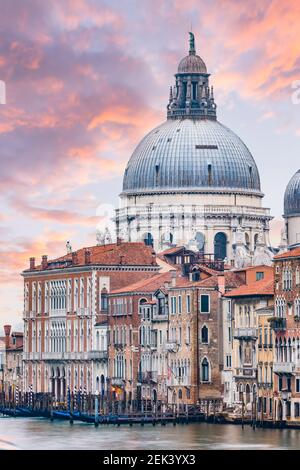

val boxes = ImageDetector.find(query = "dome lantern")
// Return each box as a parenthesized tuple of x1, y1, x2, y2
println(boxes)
(167, 33, 215, 120)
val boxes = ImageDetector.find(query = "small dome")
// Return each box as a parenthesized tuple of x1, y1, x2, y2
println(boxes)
(178, 54, 207, 74)
(284, 169, 300, 217)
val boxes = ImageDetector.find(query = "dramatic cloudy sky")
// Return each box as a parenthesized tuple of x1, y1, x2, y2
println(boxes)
(0, 0, 300, 329)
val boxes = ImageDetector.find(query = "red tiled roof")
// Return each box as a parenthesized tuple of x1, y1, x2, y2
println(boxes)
(224, 278, 274, 298)
(274, 247, 300, 260)
(158, 246, 186, 256)
(110, 272, 174, 294)
(169, 271, 245, 290)
(24, 242, 158, 272)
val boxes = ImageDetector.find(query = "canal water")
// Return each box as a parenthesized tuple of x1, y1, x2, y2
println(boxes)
(0, 417, 300, 450)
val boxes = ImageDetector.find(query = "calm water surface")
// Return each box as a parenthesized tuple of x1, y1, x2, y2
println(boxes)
(0, 417, 300, 450)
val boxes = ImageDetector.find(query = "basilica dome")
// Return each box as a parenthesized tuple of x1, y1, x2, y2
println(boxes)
(284, 169, 300, 217)
(122, 32, 261, 197)
(122, 118, 261, 195)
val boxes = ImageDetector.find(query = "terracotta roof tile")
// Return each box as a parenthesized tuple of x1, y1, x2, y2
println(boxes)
(110, 272, 174, 294)
(274, 247, 300, 260)
(224, 278, 274, 298)
(24, 242, 157, 272)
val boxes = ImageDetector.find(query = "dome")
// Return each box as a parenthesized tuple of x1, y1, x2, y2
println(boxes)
(178, 54, 207, 74)
(122, 119, 262, 195)
(284, 169, 300, 217)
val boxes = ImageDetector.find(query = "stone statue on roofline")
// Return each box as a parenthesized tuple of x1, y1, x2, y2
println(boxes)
(278, 225, 288, 254)
(66, 241, 72, 254)
(253, 229, 273, 266)
(233, 225, 252, 269)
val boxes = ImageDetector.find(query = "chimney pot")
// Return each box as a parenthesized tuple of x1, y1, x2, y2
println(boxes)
(29, 257, 35, 270)
(72, 251, 78, 265)
(84, 249, 91, 264)
(41, 255, 48, 270)
(3, 324, 11, 349)
(171, 270, 177, 287)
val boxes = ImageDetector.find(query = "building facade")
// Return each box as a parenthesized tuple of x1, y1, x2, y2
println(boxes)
(224, 266, 274, 413)
(271, 247, 300, 422)
(22, 242, 159, 398)
(0, 325, 23, 400)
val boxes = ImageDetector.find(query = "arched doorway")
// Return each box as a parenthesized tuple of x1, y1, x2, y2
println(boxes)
(214, 232, 227, 260)
(100, 374, 105, 397)
(56, 367, 61, 401)
(245, 384, 251, 404)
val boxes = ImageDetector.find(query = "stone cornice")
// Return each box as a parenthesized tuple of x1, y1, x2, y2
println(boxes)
(22, 264, 159, 278)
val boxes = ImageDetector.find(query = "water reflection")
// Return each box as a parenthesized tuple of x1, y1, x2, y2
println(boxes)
(0, 417, 299, 450)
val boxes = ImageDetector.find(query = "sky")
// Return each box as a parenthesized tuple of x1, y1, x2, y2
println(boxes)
(0, 0, 300, 330)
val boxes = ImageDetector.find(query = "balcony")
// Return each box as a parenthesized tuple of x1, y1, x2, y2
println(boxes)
(233, 328, 257, 340)
(165, 342, 178, 353)
(113, 343, 125, 350)
(273, 362, 295, 375)
(167, 376, 191, 387)
(152, 312, 168, 322)
(137, 371, 158, 384)
(77, 307, 90, 317)
(234, 367, 256, 379)
(268, 317, 287, 331)
(111, 377, 125, 387)
(87, 350, 108, 360)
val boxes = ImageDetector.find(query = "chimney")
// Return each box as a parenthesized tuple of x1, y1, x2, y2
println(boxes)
(29, 257, 35, 270)
(3, 324, 11, 349)
(171, 270, 177, 287)
(41, 255, 48, 270)
(119, 255, 124, 265)
(84, 249, 91, 265)
(217, 274, 225, 295)
(151, 250, 156, 265)
(116, 237, 122, 246)
(72, 251, 78, 265)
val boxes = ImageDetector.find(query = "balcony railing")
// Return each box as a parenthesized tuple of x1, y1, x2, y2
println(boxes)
(137, 371, 158, 384)
(234, 367, 256, 379)
(152, 312, 168, 322)
(165, 342, 178, 353)
(167, 376, 191, 386)
(268, 317, 287, 331)
(87, 350, 108, 360)
(273, 362, 295, 375)
(111, 377, 125, 387)
(233, 328, 257, 340)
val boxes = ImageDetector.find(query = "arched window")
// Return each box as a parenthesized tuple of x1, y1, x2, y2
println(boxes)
(201, 325, 209, 344)
(214, 232, 227, 260)
(201, 358, 209, 382)
(178, 389, 183, 400)
(143, 233, 154, 247)
(101, 288, 108, 311)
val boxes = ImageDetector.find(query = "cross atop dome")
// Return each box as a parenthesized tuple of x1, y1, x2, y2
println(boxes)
(167, 33, 216, 120)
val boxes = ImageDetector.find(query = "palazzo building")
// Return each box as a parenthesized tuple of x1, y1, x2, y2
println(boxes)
(21, 242, 159, 397)
(115, 33, 273, 267)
